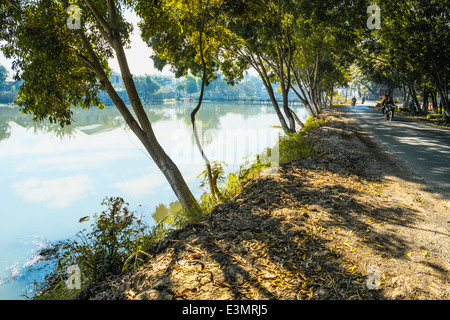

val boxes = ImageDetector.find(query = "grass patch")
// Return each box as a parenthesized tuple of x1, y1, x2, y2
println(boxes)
(426, 113, 444, 120)
(278, 117, 326, 165)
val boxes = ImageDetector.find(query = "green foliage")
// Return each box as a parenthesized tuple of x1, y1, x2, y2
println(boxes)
(278, 117, 326, 165)
(0, 64, 7, 86)
(185, 74, 199, 94)
(357, 0, 449, 111)
(0, 0, 110, 126)
(197, 159, 224, 186)
(134, 74, 161, 102)
(426, 113, 444, 120)
(60, 197, 154, 281)
(137, 0, 228, 83)
(32, 197, 161, 299)
(169, 200, 208, 229)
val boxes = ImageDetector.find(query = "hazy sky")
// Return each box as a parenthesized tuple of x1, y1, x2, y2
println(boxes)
(0, 9, 171, 80)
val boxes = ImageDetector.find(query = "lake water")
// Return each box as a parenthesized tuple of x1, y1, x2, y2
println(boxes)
(0, 101, 309, 299)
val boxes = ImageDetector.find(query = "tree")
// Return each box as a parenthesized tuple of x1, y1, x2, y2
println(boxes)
(0, 64, 7, 88)
(185, 74, 199, 95)
(358, 0, 450, 117)
(221, 0, 298, 133)
(288, 0, 366, 115)
(0, 0, 200, 211)
(134, 74, 161, 102)
(137, 0, 232, 199)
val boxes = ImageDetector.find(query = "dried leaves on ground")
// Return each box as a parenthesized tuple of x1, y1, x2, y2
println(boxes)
(84, 107, 449, 300)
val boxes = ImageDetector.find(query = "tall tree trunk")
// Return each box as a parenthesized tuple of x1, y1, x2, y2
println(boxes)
(438, 88, 450, 123)
(291, 67, 317, 117)
(230, 40, 293, 133)
(436, 73, 449, 122)
(409, 85, 421, 113)
(190, 16, 218, 200)
(253, 53, 293, 133)
(430, 90, 438, 114)
(309, 87, 321, 115)
(309, 52, 321, 114)
(282, 89, 295, 132)
(78, 0, 199, 212)
(266, 83, 294, 133)
(405, 85, 410, 109)
(275, 40, 296, 133)
(402, 85, 408, 105)
(290, 84, 316, 117)
(422, 87, 429, 115)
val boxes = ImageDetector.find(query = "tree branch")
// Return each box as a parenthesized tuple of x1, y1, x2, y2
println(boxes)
(76, 29, 143, 137)
(107, 0, 119, 30)
(5, 0, 22, 12)
(83, 0, 113, 46)
(83, 0, 112, 34)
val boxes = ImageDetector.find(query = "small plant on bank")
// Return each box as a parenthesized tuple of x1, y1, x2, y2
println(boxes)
(31, 197, 158, 299)
(278, 117, 326, 165)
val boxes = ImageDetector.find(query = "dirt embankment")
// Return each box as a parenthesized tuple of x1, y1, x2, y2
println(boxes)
(83, 106, 450, 300)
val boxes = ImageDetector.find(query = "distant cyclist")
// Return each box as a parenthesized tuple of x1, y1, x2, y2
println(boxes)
(351, 97, 356, 107)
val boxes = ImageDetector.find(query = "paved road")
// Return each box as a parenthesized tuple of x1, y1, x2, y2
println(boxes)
(344, 102, 450, 199)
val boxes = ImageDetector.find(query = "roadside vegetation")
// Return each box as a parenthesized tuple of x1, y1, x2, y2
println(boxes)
(29, 116, 326, 300)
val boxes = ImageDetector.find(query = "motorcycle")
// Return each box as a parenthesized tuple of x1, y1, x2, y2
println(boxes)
(351, 100, 356, 107)
(384, 102, 395, 121)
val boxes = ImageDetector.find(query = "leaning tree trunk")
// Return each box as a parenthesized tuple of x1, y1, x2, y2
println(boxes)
(281, 87, 296, 132)
(77, 0, 200, 212)
(276, 39, 297, 133)
(436, 73, 449, 123)
(438, 89, 450, 123)
(409, 85, 421, 114)
(190, 24, 219, 200)
(291, 85, 317, 117)
(255, 59, 293, 133)
(290, 67, 317, 117)
(266, 84, 294, 133)
(422, 87, 429, 115)
(430, 90, 438, 114)
(289, 108, 305, 129)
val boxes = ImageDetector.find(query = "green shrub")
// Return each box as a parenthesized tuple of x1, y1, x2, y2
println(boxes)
(426, 113, 443, 120)
(278, 117, 326, 165)
(61, 197, 153, 281)
(32, 197, 160, 299)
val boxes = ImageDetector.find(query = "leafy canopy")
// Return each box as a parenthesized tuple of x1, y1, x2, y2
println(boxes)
(0, 0, 135, 126)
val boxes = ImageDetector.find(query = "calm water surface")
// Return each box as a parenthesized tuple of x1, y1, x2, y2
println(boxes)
(0, 101, 309, 299)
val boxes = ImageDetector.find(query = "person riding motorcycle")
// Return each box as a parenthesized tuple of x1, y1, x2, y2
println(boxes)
(387, 96, 395, 116)
(381, 95, 388, 115)
(383, 96, 395, 120)
(352, 97, 356, 107)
